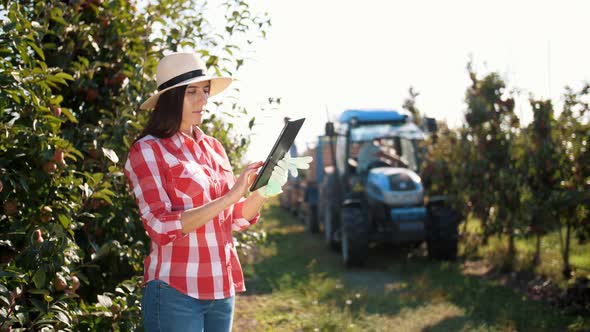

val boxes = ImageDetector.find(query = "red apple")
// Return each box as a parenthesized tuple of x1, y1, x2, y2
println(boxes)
(43, 161, 57, 174)
(88, 148, 100, 159)
(53, 150, 65, 164)
(40, 214, 52, 223)
(40, 206, 53, 223)
(110, 303, 121, 314)
(34, 229, 44, 243)
(55, 275, 67, 291)
(53, 107, 62, 117)
(3, 199, 18, 216)
(71, 275, 80, 291)
(113, 73, 126, 85)
(99, 17, 110, 28)
(86, 88, 98, 102)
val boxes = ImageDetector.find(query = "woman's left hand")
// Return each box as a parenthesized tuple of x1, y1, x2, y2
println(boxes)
(229, 161, 264, 202)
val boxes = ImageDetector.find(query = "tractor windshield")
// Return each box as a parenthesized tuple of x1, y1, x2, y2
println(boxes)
(350, 122, 425, 143)
(350, 124, 399, 142)
(348, 122, 426, 172)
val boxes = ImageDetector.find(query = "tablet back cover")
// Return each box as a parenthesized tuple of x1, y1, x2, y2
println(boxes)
(249, 118, 305, 192)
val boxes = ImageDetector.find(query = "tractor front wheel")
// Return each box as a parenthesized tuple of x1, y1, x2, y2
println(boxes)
(341, 207, 368, 267)
(427, 204, 459, 261)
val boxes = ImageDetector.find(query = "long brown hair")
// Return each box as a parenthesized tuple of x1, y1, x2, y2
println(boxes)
(135, 85, 187, 142)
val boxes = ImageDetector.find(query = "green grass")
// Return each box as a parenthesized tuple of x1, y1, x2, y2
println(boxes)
(234, 199, 587, 332)
(460, 216, 590, 286)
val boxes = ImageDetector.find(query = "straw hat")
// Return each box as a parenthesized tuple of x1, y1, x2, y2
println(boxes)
(140, 52, 232, 110)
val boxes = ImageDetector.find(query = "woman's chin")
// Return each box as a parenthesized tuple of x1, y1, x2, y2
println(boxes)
(193, 115, 203, 125)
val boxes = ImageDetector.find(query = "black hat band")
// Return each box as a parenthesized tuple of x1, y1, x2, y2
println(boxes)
(158, 69, 205, 91)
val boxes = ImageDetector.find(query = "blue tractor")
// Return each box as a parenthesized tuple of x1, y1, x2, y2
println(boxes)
(304, 109, 459, 267)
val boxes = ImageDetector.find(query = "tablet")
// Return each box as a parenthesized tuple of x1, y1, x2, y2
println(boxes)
(249, 118, 305, 192)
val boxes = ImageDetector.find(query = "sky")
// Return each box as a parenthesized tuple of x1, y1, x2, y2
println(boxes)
(3, 1, 588, 163)
(228, 0, 590, 162)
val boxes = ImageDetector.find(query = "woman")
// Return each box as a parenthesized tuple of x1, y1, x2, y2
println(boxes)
(124, 52, 311, 331)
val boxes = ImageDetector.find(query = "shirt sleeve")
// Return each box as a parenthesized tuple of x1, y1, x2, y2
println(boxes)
(231, 197, 260, 231)
(210, 138, 260, 232)
(124, 141, 186, 246)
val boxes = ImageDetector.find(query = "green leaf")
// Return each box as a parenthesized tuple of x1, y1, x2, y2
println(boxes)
(30, 298, 46, 312)
(29, 43, 45, 61)
(50, 7, 67, 25)
(92, 192, 113, 205)
(91, 173, 104, 184)
(32, 270, 46, 289)
(47, 75, 67, 85)
(52, 16, 68, 25)
(18, 177, 29, 193)
(71, 148, 84, 161)
(97, 294, 112, 308)
(58, 214, 71, 229)
(60, 108, 78, 124)
(102, 148, 119, 164)
(100, 188, 115, 197)
(77, 56, 89, 67)
(29, 289, 50, 295)
(55, 310, 70, 326)
(43, 42, 57, 50)
(49, 95, 63, 105)
(55, 72, 74, 81)
(0, 295, 9, 307)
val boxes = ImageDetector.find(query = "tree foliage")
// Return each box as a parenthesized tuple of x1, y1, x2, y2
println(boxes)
(422, 64, 589, 277)
(0, 0, 270, 329)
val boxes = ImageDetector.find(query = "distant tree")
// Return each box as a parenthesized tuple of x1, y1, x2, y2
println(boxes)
(523, 99, 558, 266)
(552, 83, 590, 278)
(402, 86, 422, 127)
(464, 62, 522, 266)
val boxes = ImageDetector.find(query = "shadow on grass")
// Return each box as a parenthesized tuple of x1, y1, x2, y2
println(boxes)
(241, 202, 578, 331)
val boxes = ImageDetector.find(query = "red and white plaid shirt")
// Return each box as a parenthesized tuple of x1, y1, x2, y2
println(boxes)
(124, 126, 259, 300)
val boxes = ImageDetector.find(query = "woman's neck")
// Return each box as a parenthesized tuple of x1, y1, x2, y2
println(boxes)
(181, 125, 201, 140)
(180, 124, 194, 136)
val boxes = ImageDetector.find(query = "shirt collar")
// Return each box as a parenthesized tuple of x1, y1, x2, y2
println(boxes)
(192, 125, 206, 143)
(167, 126, 205, 158)
(174, 126, 203, 144)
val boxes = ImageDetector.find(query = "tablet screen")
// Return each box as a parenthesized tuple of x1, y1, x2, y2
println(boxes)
(249, 118, 305, 192)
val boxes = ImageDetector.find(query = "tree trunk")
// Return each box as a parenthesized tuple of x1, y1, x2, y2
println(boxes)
(482, 212, 489, 246)
(533, 232, 542, 266)
(562, 222, 572, 278)
(507, 216, 516, 259)
(461, 213, 469, 236)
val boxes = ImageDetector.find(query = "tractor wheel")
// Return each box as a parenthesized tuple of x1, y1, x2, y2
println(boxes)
(306, 204, 319, 234)
(427, 204, 459, 261)
(341, 207, 368, 267)
(324, 202, 339, 251)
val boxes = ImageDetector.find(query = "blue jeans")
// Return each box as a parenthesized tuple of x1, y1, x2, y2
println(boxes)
(141, 280, 235, 332)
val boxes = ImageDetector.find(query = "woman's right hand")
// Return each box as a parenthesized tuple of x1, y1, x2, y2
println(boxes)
(229, 161, 263, 202)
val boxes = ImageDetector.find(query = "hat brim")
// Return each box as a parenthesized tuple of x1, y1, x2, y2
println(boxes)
(140, 76, 233, 110)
